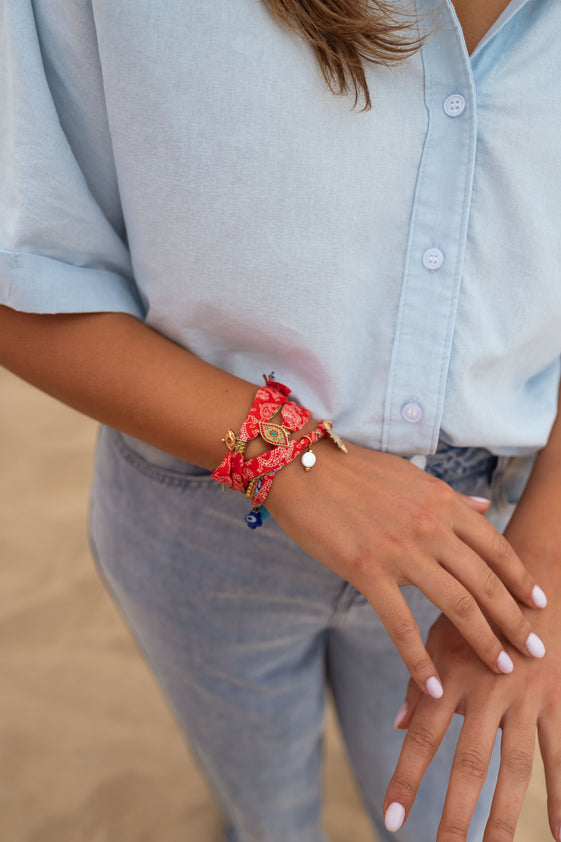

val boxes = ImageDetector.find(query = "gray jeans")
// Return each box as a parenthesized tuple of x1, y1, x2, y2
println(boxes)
(89, 426, 534, 842)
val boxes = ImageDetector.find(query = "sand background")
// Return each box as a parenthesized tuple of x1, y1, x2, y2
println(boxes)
(0, 367, 548, 841)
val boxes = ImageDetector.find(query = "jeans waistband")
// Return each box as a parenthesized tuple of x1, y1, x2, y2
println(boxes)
(420, 442, 498, 484)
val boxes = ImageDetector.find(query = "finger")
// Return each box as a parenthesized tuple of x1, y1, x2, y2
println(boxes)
(384, 694, 456, 832)
(458, 493, 491, 513)
(435, 539, 545, 662)
(454, 506, 548, 610)
(394, 678, 423, 729)
(482, 710, 535, 842)
(366, 583, 445, 698)
(538, 711, 561, 842)
(409, 558, 522, 674)
(437, 709, 502, 842)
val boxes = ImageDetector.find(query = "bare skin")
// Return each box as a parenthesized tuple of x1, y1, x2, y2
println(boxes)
(0, 10, 550, 841)
(451, 0, 512, 54)
(380, 4, 561, 840)
(0, 305, 548, 701)
(385, 383, 561, 841)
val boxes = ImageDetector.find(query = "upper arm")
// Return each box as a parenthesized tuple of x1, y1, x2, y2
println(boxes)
(0, 0, 143, 319)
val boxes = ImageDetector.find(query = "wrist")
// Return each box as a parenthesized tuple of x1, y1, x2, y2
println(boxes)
(264, 425, 335, 514)
(210, 373, 349, 526)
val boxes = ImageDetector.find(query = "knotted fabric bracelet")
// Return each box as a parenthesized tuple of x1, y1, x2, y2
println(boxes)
(211, 374, 312, 494)
(242, 420, 334, 506)
(211, 374, 348, 528)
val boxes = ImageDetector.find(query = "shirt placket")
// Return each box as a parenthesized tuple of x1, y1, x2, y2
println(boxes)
(381, 0, 478, 455)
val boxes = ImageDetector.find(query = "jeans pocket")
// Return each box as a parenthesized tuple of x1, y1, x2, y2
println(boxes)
(103, 425, 215, 488)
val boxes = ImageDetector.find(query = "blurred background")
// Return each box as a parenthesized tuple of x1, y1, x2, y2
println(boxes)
(0, 367, 548, 842)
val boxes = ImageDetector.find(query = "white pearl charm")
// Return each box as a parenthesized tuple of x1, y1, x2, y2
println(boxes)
(301, 450, 316, 471)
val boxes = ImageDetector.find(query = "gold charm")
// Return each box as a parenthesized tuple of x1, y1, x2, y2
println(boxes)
(222, 429, 247, 453)
(259, 421, 291, 447)
(322, 420, 348, 453)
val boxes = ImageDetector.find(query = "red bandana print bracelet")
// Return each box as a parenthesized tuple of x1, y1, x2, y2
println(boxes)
(211, 374, 347, 528)
(211, 374, 312, 494)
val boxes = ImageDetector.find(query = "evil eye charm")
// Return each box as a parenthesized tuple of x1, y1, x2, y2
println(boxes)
(245, 509, 263, 529)
(259, 421, 291, 447)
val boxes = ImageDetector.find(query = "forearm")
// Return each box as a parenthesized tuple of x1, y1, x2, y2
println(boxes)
(504, 380, 561, 582)
(2, 305, 552, 695)
(0, 305, 257, 469)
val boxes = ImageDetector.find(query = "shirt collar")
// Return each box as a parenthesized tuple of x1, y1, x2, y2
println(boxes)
(470, 0, 533, 59)
(417, 0, 534, 60)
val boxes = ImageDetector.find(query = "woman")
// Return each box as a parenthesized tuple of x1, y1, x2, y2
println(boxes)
(1, 1, 560, 840)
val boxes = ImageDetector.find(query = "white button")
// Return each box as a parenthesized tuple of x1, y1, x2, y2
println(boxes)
(443, 93, 466, 117)
(401, 402, 423, 424)
(422, 248, 444, 270)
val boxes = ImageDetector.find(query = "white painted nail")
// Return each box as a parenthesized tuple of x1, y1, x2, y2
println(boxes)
(384, 802, 406, 832)
(525, 632, 546, 658)
(532, 585, 547, 608)
(394, 703, 408, 729)
(425, 676, 444, 699)
(469, 496, 491, 503)
(496, 650, 514, 674)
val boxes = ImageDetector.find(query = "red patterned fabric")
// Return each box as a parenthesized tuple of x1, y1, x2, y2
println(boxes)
(238, 378, 291, 441)
(244, 422, 331, 505)
(281, 401, 312, 432)
(211, 376, 312, 494)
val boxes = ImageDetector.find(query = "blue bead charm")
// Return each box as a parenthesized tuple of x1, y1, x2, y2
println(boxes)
(245, 509, 263, 529)
(245, 506, 271, 529)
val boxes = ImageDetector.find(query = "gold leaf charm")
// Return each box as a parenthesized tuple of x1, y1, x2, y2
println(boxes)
(259, 421, 291, 447)
(322, 420, 348, 453)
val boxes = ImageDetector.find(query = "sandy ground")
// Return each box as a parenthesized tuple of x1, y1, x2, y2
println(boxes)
(0, 367, 548, 842)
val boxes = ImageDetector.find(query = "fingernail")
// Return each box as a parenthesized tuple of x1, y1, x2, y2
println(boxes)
(469, 496, 491, 503)
(384, 802, 405, 832)
(557, 823, 561, 842)
(496, 650, 514, 674)
(425, 676, 444, 699)
(531, 585, 547, 608)
(394, 703, 408, 729)
(525, 632, 546, 658)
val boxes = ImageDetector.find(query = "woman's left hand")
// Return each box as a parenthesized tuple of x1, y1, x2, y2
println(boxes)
(383, 604, 561, 842)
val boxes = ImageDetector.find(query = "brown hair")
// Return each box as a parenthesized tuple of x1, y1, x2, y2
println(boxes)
(263, 0, 424, 110)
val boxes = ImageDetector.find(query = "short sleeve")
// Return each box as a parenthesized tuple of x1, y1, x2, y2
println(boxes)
(0, 0, 145, 317)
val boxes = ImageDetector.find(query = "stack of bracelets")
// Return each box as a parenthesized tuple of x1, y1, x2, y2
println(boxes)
(211, 373, 348, 528)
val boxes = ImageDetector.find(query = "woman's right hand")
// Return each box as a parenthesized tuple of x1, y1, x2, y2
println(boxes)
(266, 437, 547, 699)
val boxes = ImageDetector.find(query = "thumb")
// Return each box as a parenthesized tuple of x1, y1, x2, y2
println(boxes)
(458, 493, 491, 514)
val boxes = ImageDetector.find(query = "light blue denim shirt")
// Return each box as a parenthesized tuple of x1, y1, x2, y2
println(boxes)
(1, 0, 560, 456)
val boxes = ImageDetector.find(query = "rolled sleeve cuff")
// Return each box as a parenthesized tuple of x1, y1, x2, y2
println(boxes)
(0, 249, 145, 318)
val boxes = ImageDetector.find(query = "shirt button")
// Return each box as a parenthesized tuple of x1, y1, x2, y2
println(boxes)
(401, 402, 423, 424)
(422, 248, 444, 270)
(443, 93, 466, 117)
